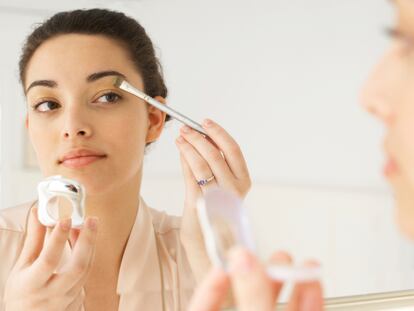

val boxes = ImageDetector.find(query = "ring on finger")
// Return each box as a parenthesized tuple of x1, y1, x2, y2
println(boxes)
(196, 175, 215, 186)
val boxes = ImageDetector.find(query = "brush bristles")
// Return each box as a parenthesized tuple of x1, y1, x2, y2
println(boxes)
(113, 76, 124, 88)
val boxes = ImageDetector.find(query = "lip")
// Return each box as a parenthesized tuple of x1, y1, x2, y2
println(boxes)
(383, 140, 399, 178)
(384, 157, 398, 177)
(59, 149, 107, 168)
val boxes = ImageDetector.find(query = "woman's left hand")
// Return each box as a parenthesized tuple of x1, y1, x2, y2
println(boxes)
(175, 118, 251, 283)
(188, 248, 324, 311)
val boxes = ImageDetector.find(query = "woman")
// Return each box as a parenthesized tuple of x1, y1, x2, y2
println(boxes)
(188, 0, 414, 310)
(0, 9, 251, 311)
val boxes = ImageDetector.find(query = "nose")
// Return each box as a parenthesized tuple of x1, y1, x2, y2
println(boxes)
(63, 129, 90, 138)
(360, 76, 393, 124)
(360, 46, 402, 125)
(61, 104, 92, 140)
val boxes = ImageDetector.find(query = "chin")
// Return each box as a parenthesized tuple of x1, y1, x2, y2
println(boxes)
(72, 174, 117, 196)
(395, 195, 414, 240)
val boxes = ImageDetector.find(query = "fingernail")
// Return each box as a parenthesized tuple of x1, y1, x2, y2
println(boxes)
(228, 247, 254, 275)
(301, 285, 322, 310)
(87, 217, 98, 231)
(59, 218, 72, 231)
(303, 259, 321, 268)
(271, 251, 293, 265)
(181, 126, 191, 134)
(176, 136, 185, 144)
(203, 119, 214, 128)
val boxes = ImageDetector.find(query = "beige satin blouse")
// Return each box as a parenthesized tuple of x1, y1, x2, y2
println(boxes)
(0, 198, 196, 310)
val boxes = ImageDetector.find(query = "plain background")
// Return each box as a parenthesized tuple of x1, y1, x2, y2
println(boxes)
(1, 0, 413, 299)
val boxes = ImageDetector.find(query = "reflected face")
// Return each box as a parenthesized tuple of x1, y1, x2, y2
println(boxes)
(361, 0, 414, 238)
(25, 34, 164, 195)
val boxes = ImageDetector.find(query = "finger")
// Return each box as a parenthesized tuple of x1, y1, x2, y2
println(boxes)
(286, 261, 324, 311)
(188, 267, 230, 311)
(179, 153, 201, 203)
(69, 229, 81, 249)
(32, 218, 72, 283)
(59, 217, 98, 289)
(179, 126, 236, 188)
(178, 154, 207, 252)
(201, 119, 250, 181)
(268, 251, 293, 302)
(228, 247, 274, 311)
(17, 207, 47, 267)
(175, 135, 217, 192)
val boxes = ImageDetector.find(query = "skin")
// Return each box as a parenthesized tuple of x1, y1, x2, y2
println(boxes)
(361, 0, 414, 238)
(4, 33, 251, 310)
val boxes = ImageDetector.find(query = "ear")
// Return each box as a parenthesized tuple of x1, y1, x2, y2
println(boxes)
(25, 114, 29, 129)
(145, 96, 167, 144)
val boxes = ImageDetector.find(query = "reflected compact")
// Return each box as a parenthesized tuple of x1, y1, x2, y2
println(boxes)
(197, 187, 322, 282)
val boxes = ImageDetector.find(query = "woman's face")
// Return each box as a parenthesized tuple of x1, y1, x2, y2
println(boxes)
(25, 34, 165, 195)
(361, 0, 414, 238)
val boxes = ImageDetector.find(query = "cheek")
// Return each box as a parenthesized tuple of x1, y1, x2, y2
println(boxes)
(28, 122, 58, 171)
(109, 114, 148, 163)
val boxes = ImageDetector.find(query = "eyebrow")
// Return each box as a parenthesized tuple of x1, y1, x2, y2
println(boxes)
(25, 80, 57, 94)
(86, 70, 126, 82)
(25, 70, 126, 94)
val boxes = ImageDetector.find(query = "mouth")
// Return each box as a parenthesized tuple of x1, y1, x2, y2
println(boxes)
(59, 149, 107, 169)
(384, 156, 398, 177)
(383, 140, 399, 178)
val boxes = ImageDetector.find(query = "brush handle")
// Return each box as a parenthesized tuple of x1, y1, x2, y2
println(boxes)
(119, 81, 208, 136)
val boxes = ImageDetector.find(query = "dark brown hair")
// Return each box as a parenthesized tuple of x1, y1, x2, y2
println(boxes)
(19, 8, 170, 122)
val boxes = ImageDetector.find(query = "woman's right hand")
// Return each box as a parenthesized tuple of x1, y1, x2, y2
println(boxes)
(4, 207, 98, 311)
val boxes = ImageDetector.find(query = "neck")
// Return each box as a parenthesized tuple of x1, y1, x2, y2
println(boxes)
(84, 172, 143, 267)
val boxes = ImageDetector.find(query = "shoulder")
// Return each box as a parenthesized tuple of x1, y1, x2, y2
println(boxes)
(0, 201, 34, 234)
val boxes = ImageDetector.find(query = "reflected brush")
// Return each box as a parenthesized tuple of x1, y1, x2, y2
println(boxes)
(113, 77, 208, 136)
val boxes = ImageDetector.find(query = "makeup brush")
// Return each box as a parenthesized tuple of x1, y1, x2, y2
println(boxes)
(113, 77, 208, 136)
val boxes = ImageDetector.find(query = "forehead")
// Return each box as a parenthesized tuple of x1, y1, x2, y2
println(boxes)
(394, 0, 414, 23)
(25, 34, 139, 86)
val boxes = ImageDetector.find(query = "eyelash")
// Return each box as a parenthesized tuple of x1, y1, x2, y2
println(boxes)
(32, 91, 123, 112)
(385, 27, 414, 53)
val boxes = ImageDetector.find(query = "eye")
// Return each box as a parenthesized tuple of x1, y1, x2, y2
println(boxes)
(385, 27, 414, 55)
(96, 92, 122, 104)
(34, 101, 60, 112)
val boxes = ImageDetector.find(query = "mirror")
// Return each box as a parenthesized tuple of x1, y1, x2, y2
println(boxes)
(46, 195, 73, 221)
(1, 0, 412, 303)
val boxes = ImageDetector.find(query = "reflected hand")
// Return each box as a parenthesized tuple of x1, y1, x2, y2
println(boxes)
(188, 247, 324, 311)
(4, 208, 98, 311)
(175, 119, 251, 282)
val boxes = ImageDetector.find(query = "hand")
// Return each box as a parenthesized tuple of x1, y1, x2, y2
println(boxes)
(175, 119, 251, 282)
(188, 247, 324, 311)
(4, 208, 98, 311)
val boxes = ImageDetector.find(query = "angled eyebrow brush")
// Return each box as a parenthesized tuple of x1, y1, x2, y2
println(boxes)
(113, 77, 208, 136)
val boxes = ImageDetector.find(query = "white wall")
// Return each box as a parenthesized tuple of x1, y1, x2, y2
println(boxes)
(1, 0, 412, 299)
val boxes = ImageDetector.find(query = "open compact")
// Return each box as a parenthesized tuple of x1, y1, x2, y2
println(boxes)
(37, 175, 85, 228)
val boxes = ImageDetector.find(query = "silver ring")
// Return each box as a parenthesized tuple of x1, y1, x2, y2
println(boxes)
(197, 175, 215, 186)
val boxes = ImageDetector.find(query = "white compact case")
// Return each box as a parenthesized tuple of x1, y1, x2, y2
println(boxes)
(37, 175, 85, 228)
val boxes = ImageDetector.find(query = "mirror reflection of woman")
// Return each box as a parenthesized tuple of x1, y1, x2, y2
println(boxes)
(188, 0, 414, 310)
(0, 9, 251, 311)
